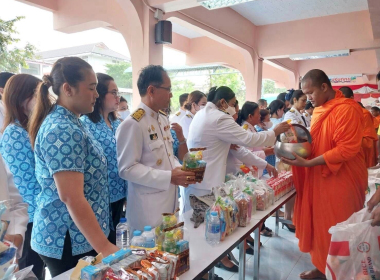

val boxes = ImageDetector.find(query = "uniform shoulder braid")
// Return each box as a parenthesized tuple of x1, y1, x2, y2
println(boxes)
(159, 110, 167, 116)
(175, 111, 181, 116)
(131, 108, 145, 122)
(289, 109, 295, 113)
(186, 114, 193, 119)
(243, 124, 249, 130)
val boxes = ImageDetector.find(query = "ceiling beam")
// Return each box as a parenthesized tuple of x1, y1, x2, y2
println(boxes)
(368, 0, 380, 39)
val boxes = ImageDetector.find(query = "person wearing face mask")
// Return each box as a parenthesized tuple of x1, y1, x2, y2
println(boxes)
(0, 74, 46, 279)
(28, 57, 118, 275)
(185, 86, 289, 209)
(118, 96, 130, 120)
(255, 109, 273, 131)
(283, 90, 308, 127)
(179, 90, 207, 139)
(80, 73, 127, 245)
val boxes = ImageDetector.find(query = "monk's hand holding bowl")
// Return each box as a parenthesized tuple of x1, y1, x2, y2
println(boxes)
(281, 152, 311, 167)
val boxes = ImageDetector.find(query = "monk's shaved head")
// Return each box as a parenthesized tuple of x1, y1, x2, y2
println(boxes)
(340, 86, 354, 99)
(302, 69, 332, 89)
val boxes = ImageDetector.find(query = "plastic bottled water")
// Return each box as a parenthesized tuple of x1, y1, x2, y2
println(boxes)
(141, 226, 156, 248)
(131, 230, 145, 247)
(116, 217, 130, 249)
(206, 211, 221, 246)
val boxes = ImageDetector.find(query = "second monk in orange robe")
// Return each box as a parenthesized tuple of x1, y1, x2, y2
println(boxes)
(340, 86, 377, 167)
(283, 70, 367, 279)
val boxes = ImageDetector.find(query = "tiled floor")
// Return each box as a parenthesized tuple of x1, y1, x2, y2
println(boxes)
(214, 217, 317, 280)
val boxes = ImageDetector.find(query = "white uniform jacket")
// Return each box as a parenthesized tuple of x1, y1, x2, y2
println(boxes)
(283, 106, 308, 127)
(187, 102, 276, 191)
(169, 108, 186, 124)
(0, 154, 29, 258)
(0, 101, 5, 139)
(179, 110, 194, 139)
(303, 112, 312, 127)
(116, 102, 181, 231)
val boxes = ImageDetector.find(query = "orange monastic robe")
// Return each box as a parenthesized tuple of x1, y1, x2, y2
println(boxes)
(292, 90, 367, 273)
(362, 109, 378, 168)
(374, 115, 380, 129)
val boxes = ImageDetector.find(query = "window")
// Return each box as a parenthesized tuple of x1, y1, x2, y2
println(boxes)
(21, 63, 40, 76)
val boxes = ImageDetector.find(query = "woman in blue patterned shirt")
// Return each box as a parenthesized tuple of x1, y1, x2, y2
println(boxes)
(28, 57, 118, 276)
(0, 74, 46, 279)
(80, 73, 127, 245)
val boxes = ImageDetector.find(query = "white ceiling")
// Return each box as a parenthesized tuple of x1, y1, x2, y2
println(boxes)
(231, 0, 368, 26)
(171, 22, 203, 38)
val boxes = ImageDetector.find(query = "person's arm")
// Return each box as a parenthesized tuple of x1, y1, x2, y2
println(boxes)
(282, 107, 363, 171)
(171, 124, 188, 162)
(54, 171, 118, 256)
(116, 119, 195, 189)
(216, 114, 290, 148)
(230, 147, 268, 170)
(0, 155, 28, 258)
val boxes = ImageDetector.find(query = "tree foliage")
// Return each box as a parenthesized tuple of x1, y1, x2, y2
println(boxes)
(0, 16, 38, 73)
(262, 79, 287, 95)
(170, 78, 195, 113)
(208, 68, 246, 104)
(105, 61, 132, 88)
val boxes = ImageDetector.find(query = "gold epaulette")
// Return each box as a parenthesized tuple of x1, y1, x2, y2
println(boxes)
(159, 110, 167, 116)
(131, 108, 145, 122)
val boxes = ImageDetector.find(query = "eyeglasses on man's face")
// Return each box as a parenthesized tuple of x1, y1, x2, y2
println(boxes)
(154, 86, 172, 93)
(108, 91, 121, 98)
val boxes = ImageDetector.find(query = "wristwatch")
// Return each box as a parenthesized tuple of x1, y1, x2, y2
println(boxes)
(179, 139, 187, 145)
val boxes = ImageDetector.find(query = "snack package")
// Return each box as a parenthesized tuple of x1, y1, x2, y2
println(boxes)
(225, 173, 237, 182)
(242, 187, 257, 220)
(155, 211, 178, 251)
(182, 148, 207, 183)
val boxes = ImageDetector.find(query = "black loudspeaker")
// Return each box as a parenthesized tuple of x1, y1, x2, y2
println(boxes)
(155, 20, 172, 44)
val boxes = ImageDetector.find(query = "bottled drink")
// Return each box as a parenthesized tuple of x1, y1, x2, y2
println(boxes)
(116, 217, 130, 249)
(141, 226, 156, 248)
(162, 232, 177, 254)
(206, 211, 221, 246)
(131, 230, 145, 247)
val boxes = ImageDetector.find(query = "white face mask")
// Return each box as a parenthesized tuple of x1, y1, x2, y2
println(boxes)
(263, 121, 273, 129)
(223, 102, 236, 116)
(119, 110, 130, 120)
(199, 105, 205, 110)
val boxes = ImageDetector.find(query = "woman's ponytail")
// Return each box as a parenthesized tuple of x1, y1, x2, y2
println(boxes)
(207, 86, 217, 102)
(28, 75, 53, 148)
(236, 110, 244, 126)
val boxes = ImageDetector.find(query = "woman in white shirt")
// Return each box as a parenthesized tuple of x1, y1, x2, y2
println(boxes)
(179, 90, 207, 139)
(282, 90, 307, 233)
(0, 153, 29, 260)
(283, 90, 308, 127)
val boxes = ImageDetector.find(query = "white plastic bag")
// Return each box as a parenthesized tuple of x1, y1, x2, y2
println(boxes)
(326, 206, 380, 280)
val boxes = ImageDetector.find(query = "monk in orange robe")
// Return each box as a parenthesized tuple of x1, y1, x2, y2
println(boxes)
(340, 87, 378, 167)
(283, 70, 367, 279)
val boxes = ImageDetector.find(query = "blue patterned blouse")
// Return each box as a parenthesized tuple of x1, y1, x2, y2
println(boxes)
(80, 115, 127, 203)
(31, 105, 110, 259)
(171, 129, 180, 160)
(0, 121, 41, 223)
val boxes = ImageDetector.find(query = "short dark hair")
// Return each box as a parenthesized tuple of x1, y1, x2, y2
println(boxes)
(86, 73, 117, 123)
(290, 90, 305, 105)
(258, 99, 267, 105)
(179, 93, 189, 107)
(339, 86, 354, 99)
(120, 96, 127, 103)
(302, 69, 332, 88)
(277, 92, 286, 102)
(371, 106, 380, 112)
(305, 101, 314, 110)
(0, 72, 15, 88)
(137, 65, 167, 97)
